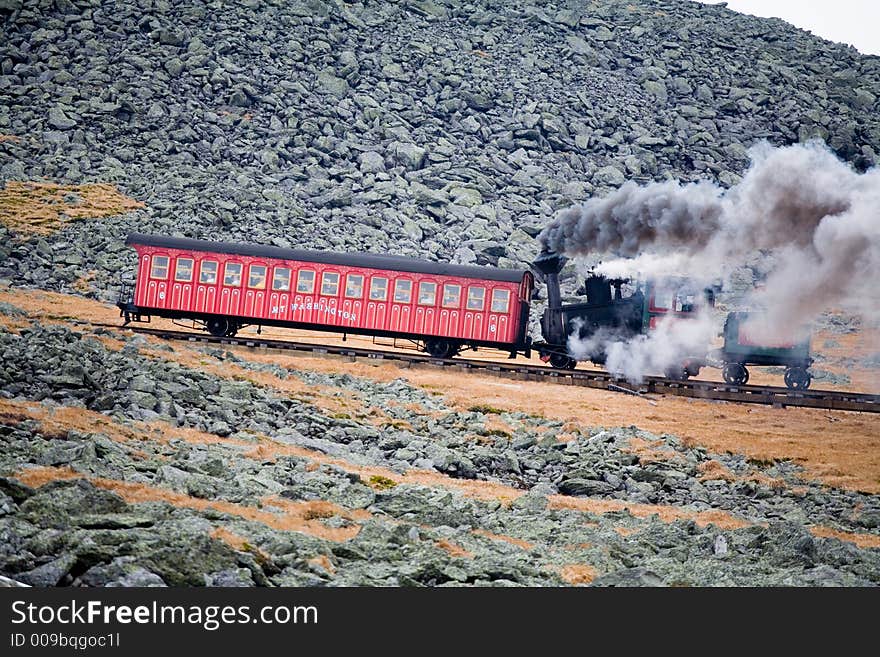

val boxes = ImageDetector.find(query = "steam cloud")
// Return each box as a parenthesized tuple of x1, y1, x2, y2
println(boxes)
(540, 141, 880, 380)
(567, 309, 715, 382)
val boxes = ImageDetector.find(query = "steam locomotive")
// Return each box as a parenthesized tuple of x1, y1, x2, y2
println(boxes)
(530, 250, 711, 379)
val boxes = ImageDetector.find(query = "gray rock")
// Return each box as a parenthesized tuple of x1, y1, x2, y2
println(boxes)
(164, 57, 184, 77)
(359, 151, 385, 173)
(592, 166, 626, 187)
(642, 80, 668, 103)
(591, 568, 666, 587)
(17, 554, 77, 586)
(206, 568, 255, 587)
(316, 70, 349, 97)
(460, 91, 494, 112)
(48, 107, 76, 130)
(0, 575, 28, 588)
(19, 479, 128, 529)
(558, 479, 616, 496)
(389, 142, 426, 170)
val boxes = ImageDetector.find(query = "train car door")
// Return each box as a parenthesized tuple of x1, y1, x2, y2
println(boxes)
(414, 280, 437, 334)
(366, 275, 388, 330)
(243, 261, 268, 318)
(341, 271, 365, 328)
(268, 264, 292, 322)
(463, 285, 486, 340)
(438, 282, 462, 337)
(318, 269, 341, 326)
(170, 255, 194, 311)
(219, 260, 243, 316)
(390, 277, 413, 332)
(144, 253, 170, 308)
(292, 266, 317, 323)
(195, 257, 219, 315)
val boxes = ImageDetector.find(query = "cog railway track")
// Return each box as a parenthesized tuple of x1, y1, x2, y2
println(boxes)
(93, 324, 880, 414)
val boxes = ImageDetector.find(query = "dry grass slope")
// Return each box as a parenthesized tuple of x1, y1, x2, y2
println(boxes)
(0, 181, 144, 235)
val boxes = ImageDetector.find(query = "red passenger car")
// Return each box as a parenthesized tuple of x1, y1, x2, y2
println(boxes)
(118, 233, 534, 358)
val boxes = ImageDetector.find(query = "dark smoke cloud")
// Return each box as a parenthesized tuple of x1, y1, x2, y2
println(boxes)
(540, 179, 724, 257)
(540, 141, 880, 342)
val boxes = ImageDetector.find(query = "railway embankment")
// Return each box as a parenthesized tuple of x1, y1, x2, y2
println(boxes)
(1, 293, 878, 586)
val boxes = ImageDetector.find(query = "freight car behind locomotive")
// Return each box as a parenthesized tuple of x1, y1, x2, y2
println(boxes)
(715, 311, 813, 389)
(117, 233, 534, 359)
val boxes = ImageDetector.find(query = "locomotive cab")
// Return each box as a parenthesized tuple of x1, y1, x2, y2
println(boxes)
(644, 278, 713, 328)
(532, 249, 715, 374)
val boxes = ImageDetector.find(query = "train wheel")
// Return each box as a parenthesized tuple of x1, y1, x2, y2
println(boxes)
(784, 367, 811, 390)
(549, 353, 576, 370)
(665, 366, 689, 381)
(206, 317, 230, 337)
(722, 363, 749, 386)
(425, 338, 458, 359)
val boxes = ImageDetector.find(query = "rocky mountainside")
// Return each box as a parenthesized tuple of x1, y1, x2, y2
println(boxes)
(1, 2, 879, 587)
(1, 300, 878, 586)
(2, 0, 880, 296)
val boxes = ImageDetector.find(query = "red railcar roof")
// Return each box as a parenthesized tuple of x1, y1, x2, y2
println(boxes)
(126, 233, 529, 283)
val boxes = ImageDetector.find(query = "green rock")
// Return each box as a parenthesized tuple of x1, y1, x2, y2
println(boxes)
(566, 35, 593, 56)
(19, 479, 128, 529)
(593, 165, 626, 187)
(164, 57, 184, 77)
(642, 80, 668, 103)
(594, 26, 614, 42)
(390, 141, 427, 170)
(316, 70, 349, 97)
(449, 186, 482, 207)
(410, 181, 448, 205)
(402, 218, 424, 241)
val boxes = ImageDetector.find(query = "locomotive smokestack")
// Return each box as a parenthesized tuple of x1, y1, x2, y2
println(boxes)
(532, 250, 568, 344)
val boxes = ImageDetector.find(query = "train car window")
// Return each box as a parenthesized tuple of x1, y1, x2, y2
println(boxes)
(418, 282, 437, 305)
(466, 286, 485, 311)
(321, 272, 340, 296)
(369, 277, 387, 301)
(150, 255, 169, 279)
(490, 288, 510, 313)
(345, 274, 364, 298)
(653, 289, 673, 310)
(297, 270, 315, 294)
(248, 264, 267, 290)
(174, 257, 193, 282)
(272, 267, 291, 292)
(200, 260, 218, 284)
(224, 262, 242, 286)
(680, 294, 696, 313)
(394, 279, 412, 303)
(442, 284, 461, 308)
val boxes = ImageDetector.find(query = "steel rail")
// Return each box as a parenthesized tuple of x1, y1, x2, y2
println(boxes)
(100, 324, 880, 414)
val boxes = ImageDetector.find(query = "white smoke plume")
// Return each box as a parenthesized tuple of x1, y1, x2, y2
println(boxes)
(565, 308, 715, 384)
(602, 308, 715, 384)
(591, 252, 703, 280)
(541, 141, 880, 369)
(565, 323, 627, 363)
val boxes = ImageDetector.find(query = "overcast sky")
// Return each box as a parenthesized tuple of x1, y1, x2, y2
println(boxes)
(694, 0, 880, 55)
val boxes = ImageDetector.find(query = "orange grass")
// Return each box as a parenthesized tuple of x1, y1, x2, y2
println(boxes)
(13, 465, 365, 542)
(809, 526, 880, 549)
(435, 539, 474, 559)
(0, 181, 144, 235)
(557, 563, 598, 585)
